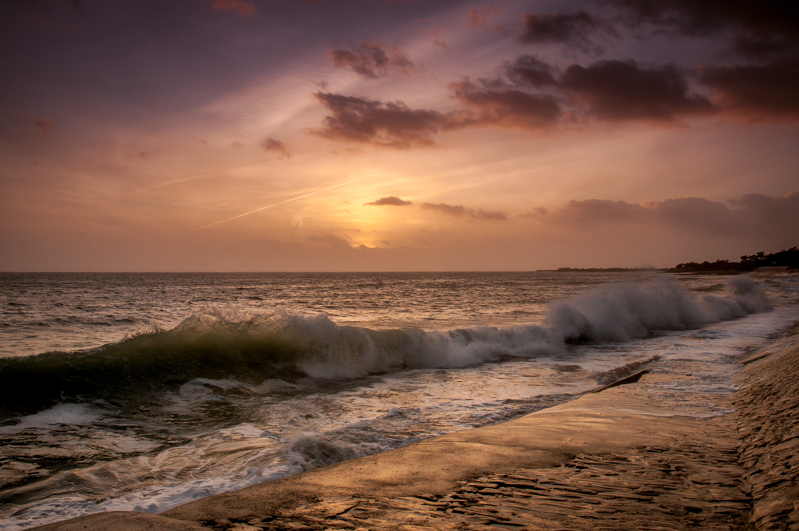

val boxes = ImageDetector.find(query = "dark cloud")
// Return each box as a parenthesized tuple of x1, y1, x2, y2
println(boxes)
(327, 41, 414, 79)
(261, 137, 292, 158)
(314, 56, 717, 148)
(519, 11, 599, 50)
(695, 61, 799, 121)
(449, 80, 561, 130)
(311, 10, 794, 149)
(500, 3, 798, 124)
(612, 0, 799, 59)
(560, 60, 714, 122)
(504, 55, 558, 88)
(541, 192, 799, 241)
(420, 202, 507, 220)
(210, 0, 255, 18)
(451, 59, 710, 128)
(34, 118, 52, 137)
(312, 92, 455, 149)
(364, 196, 413, 206)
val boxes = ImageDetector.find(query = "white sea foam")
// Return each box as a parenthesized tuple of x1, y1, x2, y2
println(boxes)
(297, 276, 771, 379)
(0, 403, 100, 435)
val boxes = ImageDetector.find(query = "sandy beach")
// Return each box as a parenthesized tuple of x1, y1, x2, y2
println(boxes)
(29, 320, 799, 531)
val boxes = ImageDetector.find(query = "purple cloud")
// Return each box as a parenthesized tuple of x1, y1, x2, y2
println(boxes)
(327, 41, 415, 79)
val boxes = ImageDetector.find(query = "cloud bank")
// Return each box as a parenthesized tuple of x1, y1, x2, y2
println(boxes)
(538, 192, 799, 240)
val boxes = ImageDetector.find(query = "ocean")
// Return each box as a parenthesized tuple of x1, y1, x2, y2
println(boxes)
(1, 271, 798, 530)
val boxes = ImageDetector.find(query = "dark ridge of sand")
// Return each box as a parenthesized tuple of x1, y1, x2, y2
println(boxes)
(735, 325, 799, 530)
(32, 325, 799, 531)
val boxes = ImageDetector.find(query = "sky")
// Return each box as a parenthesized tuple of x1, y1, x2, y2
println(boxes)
(1, 0, 798, 271)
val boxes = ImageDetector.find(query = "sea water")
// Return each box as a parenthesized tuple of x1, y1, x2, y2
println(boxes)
(1, 271, 798, 529)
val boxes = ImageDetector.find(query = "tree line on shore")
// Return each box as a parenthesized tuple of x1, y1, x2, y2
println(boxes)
(672, 247, 799, 273)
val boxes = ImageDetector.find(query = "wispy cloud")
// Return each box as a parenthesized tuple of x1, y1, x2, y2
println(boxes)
(34, 118, 53, 137)
(196, 174, 378, 230)
(261, 137, 292, 158)
(421, 202, 507, 221)
(467, 5, 499, 29)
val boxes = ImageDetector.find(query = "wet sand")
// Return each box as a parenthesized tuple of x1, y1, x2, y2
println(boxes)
(34, 325, 799, 531)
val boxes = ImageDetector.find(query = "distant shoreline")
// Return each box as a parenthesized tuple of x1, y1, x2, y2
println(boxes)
(545, 266, 796, 274)
(549, 267, 663, 272)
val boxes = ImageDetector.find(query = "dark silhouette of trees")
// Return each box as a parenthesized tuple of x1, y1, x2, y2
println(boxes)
(672, 247, 798, 272)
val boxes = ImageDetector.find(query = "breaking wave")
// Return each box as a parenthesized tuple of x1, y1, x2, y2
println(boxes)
(0, 276, 770, 417)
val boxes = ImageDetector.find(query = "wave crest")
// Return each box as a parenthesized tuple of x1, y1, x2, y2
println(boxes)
(0, 276, 770, 417)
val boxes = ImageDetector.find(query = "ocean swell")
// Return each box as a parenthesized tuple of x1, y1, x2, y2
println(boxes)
(545, 275, 771, 344)
(0, 276, 770, 418)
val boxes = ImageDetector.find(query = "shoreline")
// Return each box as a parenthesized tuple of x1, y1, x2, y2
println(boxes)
(33, 321, 799, 530)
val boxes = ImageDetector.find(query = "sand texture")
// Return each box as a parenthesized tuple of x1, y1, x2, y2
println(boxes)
(32, 327, 799, 531)
(736, 327, 799, 530)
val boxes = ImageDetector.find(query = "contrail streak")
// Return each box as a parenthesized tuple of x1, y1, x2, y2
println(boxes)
(195, 174, 377, 231)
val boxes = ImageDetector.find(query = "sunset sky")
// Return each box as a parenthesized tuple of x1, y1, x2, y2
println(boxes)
(2, 0, 798, 271)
